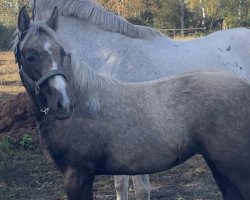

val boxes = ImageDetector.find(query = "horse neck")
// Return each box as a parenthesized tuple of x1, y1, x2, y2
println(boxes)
(33, 1, 147, 46)
(32, 0, 180, 83)
(58, 15, 120, 49)
(33, 0, 52, 21)
(58, 15, 147, 72)
(68, 58, 115, 99)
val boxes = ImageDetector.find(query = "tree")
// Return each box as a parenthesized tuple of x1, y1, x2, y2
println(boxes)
(180, 0, 185, 36)
(187, 0, 223, 30)
(96, 0, 145, 19)
(0, 0, 29, 50)
(221, 0, 250, 28)
(0, 0, 29, 26)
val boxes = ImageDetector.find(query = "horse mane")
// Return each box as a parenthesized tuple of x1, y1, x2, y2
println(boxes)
(68, 50, 114, 92)
(12, 21, 60, 51)
(42, 0, 161, 39)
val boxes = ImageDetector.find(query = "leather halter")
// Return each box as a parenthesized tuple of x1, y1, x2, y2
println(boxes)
(15, 41, 66, 115)
(19, 66, 66, 96)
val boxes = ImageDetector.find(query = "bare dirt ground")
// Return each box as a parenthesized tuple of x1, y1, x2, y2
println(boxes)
(0, 52, 222, 200)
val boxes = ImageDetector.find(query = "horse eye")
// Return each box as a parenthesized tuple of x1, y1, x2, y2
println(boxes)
(26, 55, 36, 62)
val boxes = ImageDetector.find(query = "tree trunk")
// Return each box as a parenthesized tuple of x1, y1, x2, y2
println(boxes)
(238, 0, 243, 26)
(199, 0, 206, 28)
(180, 0, 185, 37)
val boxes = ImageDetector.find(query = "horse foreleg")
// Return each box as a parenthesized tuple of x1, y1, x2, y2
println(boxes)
(204, 158, 244, 200)
(132, 175, 150, 200)
(114, 175, 129, 200)
(64, 167, 94, 200)
(233, 179, 250, 200)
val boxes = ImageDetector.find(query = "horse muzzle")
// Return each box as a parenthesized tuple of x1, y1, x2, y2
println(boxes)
(49, 82, 75, 120)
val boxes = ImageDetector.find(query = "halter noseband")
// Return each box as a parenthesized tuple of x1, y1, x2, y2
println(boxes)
(15, 42, 66, 115)
(19, 66, 66, 95)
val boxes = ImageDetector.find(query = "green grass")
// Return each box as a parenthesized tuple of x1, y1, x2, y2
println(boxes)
(19, 134, 34, 150)
(0, 137, 12, 151)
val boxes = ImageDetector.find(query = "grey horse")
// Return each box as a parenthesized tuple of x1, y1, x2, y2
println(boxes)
(29, 2, 250, 198)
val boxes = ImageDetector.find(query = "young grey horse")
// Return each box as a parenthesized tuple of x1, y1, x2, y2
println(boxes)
(15, 7, 250, 200)
(29, 1, 250, 198)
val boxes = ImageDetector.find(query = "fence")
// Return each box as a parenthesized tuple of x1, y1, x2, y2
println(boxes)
(159, 27, 207, 38)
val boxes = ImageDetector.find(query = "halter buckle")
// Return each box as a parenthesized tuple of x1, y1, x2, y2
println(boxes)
(40, 107, 49, 115)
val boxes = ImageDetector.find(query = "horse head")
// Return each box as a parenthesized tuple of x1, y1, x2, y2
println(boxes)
(16, 6, 75, 119)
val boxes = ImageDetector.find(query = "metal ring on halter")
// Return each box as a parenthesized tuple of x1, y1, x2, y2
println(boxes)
(40, 107, 49, 115)
(35, 84, 40, 95)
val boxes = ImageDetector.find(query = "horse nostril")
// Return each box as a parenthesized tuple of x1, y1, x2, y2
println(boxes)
(57, 100, 64, 112)
(56, 99, 74, 114)
(69, 101, 75, 112)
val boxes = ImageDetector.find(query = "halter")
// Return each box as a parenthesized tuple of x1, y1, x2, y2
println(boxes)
(19, 66, 65, 96)
(14, 40, 66, 115)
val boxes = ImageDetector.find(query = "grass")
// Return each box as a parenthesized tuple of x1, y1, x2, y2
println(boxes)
(0, 137, 12, 151)
(19, 133, 35, 150)
(0, 52, 24, 102)
(0, 147, 66, 200)
(173, 35, 200, 41)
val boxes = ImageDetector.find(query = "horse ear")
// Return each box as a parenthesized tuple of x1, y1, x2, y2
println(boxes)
(47, 7, 59, 31)
(18, 6, 30, 33)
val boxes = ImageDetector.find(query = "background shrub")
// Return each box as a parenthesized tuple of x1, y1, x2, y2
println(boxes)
(0, 24, 15, 51)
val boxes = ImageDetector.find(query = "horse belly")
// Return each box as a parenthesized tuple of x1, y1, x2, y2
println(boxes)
(98, 141, 194, 175)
